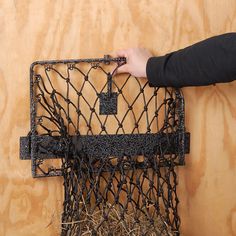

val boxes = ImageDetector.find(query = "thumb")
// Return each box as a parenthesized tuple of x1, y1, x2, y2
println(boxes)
(114, 49, 128, 58)
(115, 64, 130, 74)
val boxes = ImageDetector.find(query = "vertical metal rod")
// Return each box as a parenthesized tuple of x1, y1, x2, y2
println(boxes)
(107, 72, 112, 98)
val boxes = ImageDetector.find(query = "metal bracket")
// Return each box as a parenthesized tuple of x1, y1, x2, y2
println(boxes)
(20, 55, 190, 178)
(20, 132, 190, 161)
(20, 132, 190, 177)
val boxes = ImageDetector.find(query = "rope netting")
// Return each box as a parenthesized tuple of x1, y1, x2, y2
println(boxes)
(30, 57, 186, 235)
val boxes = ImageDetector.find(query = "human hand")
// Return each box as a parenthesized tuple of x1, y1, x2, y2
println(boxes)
(114, 48, 153, 77)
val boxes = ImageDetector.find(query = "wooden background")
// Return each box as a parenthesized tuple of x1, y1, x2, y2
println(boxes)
(0, 0, 236, 235)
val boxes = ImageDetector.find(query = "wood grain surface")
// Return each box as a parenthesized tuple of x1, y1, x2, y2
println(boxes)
(0, 0, 236, 235)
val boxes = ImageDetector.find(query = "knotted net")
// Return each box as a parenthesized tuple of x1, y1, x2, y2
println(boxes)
(30, 57, 187, 235)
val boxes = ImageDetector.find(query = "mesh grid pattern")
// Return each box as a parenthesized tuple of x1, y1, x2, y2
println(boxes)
(29, 57, 186, 235)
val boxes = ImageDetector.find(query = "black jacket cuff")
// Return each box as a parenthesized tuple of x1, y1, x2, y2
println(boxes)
(146, 56, 168, 87)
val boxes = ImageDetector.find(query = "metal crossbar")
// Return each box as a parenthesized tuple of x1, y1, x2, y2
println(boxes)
(20, 55, 190, 235)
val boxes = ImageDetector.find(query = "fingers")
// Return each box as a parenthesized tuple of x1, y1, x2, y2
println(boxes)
(110, 47, 151, 77)
(110, 49, 129, 75)
(116, 64, 130, 74)
(115, 49, 128, 58)
(110, 49, 129, 59)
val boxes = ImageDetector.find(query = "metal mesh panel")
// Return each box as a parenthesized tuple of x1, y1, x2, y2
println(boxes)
(27, 56, 188, 235)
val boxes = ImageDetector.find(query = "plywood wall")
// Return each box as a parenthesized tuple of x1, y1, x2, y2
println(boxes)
(0, 0, 236, 235)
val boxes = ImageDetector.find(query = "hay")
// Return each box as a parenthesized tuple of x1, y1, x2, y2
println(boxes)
(61, 201, 175, 236)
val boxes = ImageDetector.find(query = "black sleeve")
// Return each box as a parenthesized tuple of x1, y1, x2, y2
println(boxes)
(146, 33, 236, 87)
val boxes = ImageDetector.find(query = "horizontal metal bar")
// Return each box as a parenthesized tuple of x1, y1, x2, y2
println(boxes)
(30, 55, 126, 69)
(20, 132, 190, 161)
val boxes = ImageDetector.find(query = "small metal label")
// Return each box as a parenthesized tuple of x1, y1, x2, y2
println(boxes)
(99, 92, 118, 115)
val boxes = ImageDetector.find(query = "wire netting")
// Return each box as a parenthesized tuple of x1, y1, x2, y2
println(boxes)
(30, 57, 186, 235)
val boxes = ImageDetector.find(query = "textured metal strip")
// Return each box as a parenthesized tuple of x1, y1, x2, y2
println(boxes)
(20, 136, 31, 160)
(20, 132, 190, 161)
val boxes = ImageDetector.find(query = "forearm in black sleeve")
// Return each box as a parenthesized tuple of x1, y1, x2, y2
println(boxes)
(146, 33, 236, 87)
